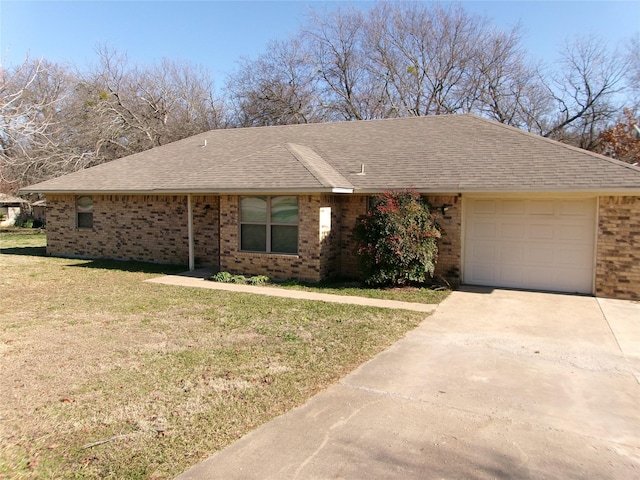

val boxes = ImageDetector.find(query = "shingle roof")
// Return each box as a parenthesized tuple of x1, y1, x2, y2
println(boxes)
(0, 193, 29, 205)
(20, 114, 640, 195)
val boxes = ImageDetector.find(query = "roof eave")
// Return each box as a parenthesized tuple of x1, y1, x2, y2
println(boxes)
(20, 186, 356, 196)
(353, 187, 640, 195)
(457, 187, 640, 195)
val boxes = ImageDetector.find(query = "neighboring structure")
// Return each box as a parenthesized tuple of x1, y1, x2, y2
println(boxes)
(31, 199, 47, 225)
(20, 114, 640, 300)
(0, 194, 29, 227)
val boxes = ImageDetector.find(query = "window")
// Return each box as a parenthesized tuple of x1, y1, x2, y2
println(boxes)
(76, 196, 93, 229)
(240, 196, 298, 254)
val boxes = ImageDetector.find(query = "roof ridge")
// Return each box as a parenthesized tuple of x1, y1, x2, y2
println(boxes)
(285, 143, 354, 189)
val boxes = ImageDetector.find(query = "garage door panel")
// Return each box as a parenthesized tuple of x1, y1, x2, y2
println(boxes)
(529, 224, 555, 240)
(530, 200, 555, 215)
(557, 247, 592, 265)
(499, 245, 525, 264)
(552, 267, 593, 293)
(500, 223, 525, 239)
(473, 200, 497, 214)
(502, 200, 526, 214)
(472, 222, 497, 239)
(469, 264, 497, 283)
(559, 224, 591, 242)
(470, 243, 496, 262)
(500, 266, 525, 284)
(527, 267, 555, 290)
(561, 200, 592, 216)
(528, 246, 554, 264)
(464, 198, 596, 294)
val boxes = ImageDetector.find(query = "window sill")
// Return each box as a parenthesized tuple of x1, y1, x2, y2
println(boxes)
(238, 251, 299, 258)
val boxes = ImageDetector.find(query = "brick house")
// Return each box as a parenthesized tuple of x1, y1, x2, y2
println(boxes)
(21, 115, 640, 300)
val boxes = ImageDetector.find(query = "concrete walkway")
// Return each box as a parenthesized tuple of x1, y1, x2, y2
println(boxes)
(146, 271, 438, 313)
(169, 286, 640, 480)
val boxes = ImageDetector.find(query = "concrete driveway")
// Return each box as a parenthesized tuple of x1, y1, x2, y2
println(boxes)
(177, 288, 640, 480)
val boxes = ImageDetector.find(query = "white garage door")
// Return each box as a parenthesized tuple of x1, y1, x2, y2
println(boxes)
(463, 197, 596, 294)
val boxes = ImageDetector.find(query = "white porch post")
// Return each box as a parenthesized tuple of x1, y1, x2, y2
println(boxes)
(187, 194, 195, 271)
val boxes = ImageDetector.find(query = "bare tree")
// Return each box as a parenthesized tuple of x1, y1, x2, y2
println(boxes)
(75, 45, 226, 161)
(1, 46, 228, 193)
(303, 6, 388, 120)
(468, 26, 552, 130)
(542, 35, 629, 150)
(0, 57, 82, 193)
(225, 39, 320, 127)
(625, 34, 640, 112)
(364, 2, 488, 116)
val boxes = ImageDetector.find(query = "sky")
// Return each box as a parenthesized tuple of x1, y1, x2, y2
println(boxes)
(1, 0, 639, 83)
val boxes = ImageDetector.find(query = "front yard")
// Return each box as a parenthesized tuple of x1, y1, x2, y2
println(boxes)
(0, 232, 442, 479)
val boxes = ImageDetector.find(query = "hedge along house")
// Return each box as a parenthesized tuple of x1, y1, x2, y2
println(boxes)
(20, 114, 640, 300)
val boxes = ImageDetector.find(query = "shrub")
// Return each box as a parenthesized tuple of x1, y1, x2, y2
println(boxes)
(209, 272, 270, 285)
(16, 218, 34, 228)
(248, 275, 270, 286)
(210, 271, 233, 283)
(354, 189, 441, 287)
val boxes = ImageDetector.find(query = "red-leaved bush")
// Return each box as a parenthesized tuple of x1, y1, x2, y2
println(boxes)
(354, 190, 441, 286)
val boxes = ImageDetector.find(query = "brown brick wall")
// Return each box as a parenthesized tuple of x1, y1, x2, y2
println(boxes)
(46, 194, 219, 266)
(336, 195, 368, 278)
(192, 196, 220, 266)
(46, 192, 462, 287)
(595, 196, 640, 300)
(425, 195, 462, 287)
(218, 195, 323, 282)
(319, 194, 342, 279)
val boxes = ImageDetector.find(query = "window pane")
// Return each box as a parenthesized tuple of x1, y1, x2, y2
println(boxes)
(240, 196, 267, 222)
(76, 196, 93, 212)
(271, 196, 298, 224)
(77, 212, 93, 229)
(271, 225, 298, 254)
(241, 224, 267, 251)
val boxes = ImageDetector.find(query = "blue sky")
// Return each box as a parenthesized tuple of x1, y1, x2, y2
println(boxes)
(1, 0, 638, 82)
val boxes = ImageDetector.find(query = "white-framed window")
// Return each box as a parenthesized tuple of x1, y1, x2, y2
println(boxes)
(76, 195, 93, 229)
(240, 196, 298, 254)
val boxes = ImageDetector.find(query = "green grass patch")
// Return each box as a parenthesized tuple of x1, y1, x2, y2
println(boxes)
(0, 232, 446, 479)
(273, 278, 450, 304)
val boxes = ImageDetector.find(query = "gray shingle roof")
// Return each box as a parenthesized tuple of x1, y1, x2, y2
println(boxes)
(0, 193, 29, 205)
(20, 114, 640, 194)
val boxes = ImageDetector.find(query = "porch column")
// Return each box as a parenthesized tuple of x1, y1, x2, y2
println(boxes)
(187, 194, 195, 271)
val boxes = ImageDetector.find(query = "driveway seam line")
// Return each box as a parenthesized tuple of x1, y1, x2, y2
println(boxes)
(596, 297, 625, 356)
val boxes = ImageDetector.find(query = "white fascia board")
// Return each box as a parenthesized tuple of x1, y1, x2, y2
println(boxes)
(26, 187, 354, 196)
(459, 188, 640, 196)
(331, 187, 354, 194)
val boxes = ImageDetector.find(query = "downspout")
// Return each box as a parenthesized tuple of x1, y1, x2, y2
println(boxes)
(187, 194, 195, 271)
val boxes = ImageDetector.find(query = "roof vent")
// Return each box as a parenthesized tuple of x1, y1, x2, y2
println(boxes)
(356, 163, 366, 175)
(202, 139, 207, 147)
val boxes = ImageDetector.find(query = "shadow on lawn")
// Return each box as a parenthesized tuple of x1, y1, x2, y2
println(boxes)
(0, 245, 47, 256)
(68, 258, 187, 275)
(277, 278, 369, 291)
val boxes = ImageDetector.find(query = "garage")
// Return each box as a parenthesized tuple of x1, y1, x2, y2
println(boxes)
(463, 197, 597, 294)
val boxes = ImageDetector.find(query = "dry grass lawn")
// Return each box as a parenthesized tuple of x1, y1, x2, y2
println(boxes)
(0, 231, 437, 479)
